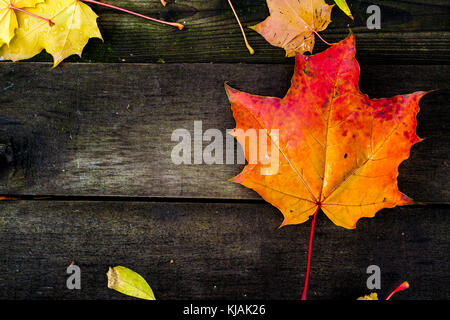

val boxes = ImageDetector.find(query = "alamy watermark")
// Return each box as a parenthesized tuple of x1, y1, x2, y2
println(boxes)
(66, 263, 81, 290)
(171, 121, 280, 175)
(367, 5, 381, 30)
(366, 265, 381, 290)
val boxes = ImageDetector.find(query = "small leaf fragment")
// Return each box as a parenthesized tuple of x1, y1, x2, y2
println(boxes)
(334, 0, 353, 19)
(107, 266, 156, 300)
(357, 292, 378, 300)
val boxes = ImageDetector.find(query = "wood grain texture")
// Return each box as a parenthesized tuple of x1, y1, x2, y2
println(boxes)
(0, 62, 448, 202)
(12, 0, 450, 65)
(0, 0, 448, 302)
(0, 201, 448, 300)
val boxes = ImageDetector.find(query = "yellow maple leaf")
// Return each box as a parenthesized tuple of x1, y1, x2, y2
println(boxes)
(250, 0, 333, 57)
(0, 0, 102, 67)
(0, 0, 44, 46)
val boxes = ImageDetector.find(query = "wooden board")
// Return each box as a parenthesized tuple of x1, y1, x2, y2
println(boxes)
(0, 0, 448, 301)
(0, 201, 448, 300)
(0, 63, 448, 202)
(19, 0, 450, 65)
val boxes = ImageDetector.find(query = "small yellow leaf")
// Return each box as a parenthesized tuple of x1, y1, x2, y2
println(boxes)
(107, 266, 156, 300)
(357, 292, 378, 300)
(334, 0, 353, 19)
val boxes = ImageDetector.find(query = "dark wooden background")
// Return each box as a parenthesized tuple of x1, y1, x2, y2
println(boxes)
(0, 0, 449, 300)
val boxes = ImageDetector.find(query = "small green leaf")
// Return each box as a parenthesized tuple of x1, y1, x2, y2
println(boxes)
(107, 266, 156, 300)
(334, 0, 353, 19)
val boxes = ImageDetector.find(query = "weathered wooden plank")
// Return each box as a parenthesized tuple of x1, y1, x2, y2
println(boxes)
(12, 0, 450, 64)
(0, 201, 448, 299)
(0, 63, 448, 201)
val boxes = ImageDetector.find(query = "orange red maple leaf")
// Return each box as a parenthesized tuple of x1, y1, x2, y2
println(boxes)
(226, 34, 427, 229)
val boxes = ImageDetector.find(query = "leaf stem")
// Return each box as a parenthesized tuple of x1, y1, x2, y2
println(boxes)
(301, 208, 319, 300)
(81, 0, 184, 30)
(311, 29, 333, 46)
(227, 0, 254, 55)
(385, 281, 409, 300)
(10, 5, 54, 26)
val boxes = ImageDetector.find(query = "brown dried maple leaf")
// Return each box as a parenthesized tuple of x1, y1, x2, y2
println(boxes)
(250, 0, 334, 56)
